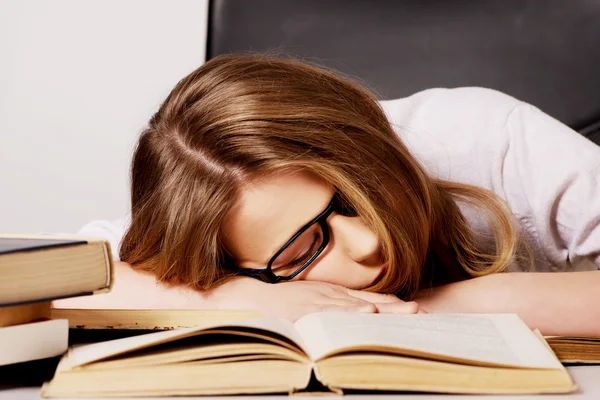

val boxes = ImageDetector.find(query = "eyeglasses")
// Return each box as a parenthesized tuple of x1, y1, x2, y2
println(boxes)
(234, 194, 355, 283)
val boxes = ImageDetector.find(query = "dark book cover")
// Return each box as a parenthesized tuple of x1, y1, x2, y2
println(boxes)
(0, 236, 102, 307)
(0, 237, 87, 256)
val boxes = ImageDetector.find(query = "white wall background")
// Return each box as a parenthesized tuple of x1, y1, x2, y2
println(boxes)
(0, 0, 208, 233)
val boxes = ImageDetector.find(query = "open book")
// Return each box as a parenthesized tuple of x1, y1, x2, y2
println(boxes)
(51, 307, 600, 364)
(41, 312, 575, 397)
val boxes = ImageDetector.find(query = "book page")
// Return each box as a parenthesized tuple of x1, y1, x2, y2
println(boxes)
(61, 317, 307, 370)
(294, 312, 562, 369)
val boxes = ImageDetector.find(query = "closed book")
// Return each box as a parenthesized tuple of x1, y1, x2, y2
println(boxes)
(50, 308, 261, 330)
(0, 302, 51, 327)
(0, 235, 113, 306)
(546, 336, 600, 364)
(0, 319, 68, 367)
(50, 308, 261, 345)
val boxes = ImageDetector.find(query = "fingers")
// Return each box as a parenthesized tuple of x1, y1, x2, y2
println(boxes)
(341, 287, 420, 314)
(317, 300, 419, 315)
(345, 302, 378, 313)
(310, 283, 421, 315)
(317, 300, 377, 314)
(374, 300, 420, 314)
(345, 288, 404, 304)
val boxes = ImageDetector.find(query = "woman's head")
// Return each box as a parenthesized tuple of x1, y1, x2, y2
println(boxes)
(221, 169, 387, 289)
(120, 54, 519, 298)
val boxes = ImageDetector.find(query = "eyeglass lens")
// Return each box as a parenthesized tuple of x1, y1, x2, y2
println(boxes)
(269, 223, 325, 278)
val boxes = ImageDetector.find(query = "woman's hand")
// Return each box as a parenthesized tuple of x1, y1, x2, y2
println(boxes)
(217, 280, 420, 321)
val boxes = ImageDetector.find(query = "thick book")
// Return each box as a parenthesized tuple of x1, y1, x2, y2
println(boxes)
(41, 312, 576, 397)
(0, 302, 51, 327)
(0, 235, 113, 306)
(50, 308, 261, 330)
(547, 337, 600, 364)
(0, 319, 68, 366)
(50, 308, 262, 346)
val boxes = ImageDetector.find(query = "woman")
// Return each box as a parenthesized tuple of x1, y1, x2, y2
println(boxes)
(65, 54, 600, 336)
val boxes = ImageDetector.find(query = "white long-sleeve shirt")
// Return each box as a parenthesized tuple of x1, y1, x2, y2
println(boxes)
(79, 87, 600, 272)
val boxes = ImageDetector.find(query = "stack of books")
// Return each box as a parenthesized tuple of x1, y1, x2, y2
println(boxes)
(0, 235, 113, 368)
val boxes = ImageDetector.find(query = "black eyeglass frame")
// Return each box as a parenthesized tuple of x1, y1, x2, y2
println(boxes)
(234, 196, 337, 283)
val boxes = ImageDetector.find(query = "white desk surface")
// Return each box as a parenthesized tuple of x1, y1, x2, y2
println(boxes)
(1, 365, 598, 400)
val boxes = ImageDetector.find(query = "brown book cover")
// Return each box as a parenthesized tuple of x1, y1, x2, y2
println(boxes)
(0, 302, 51, 328)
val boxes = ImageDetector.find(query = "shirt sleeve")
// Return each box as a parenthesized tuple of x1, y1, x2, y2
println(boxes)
(503, 103, 600, 270)
(76, 216, 130, 261)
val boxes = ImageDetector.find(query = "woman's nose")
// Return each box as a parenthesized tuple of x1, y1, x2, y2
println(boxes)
(328, 214, 381, 266)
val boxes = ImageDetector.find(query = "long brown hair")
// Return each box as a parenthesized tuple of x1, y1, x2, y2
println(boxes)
(120, 54, 522, 299)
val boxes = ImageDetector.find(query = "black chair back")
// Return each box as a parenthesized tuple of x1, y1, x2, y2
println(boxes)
(208, 0, 600, 143)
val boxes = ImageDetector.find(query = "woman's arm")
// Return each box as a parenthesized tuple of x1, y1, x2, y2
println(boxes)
(54, 262, 419, 321)
(410, 92, 600, 336)
(53, 262, 226, 309)
(415, 271, 600, 337)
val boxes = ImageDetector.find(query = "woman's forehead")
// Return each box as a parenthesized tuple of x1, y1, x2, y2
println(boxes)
(222, 171, 332, 266)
